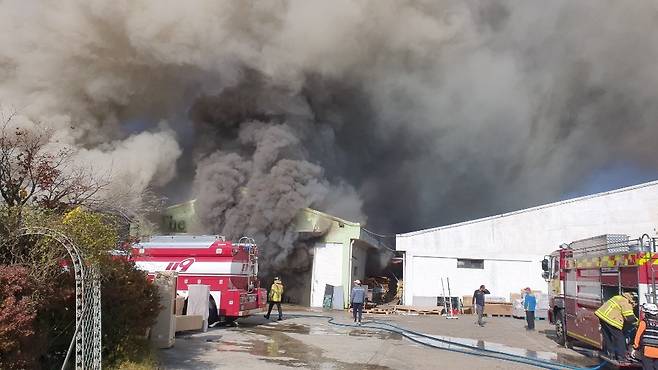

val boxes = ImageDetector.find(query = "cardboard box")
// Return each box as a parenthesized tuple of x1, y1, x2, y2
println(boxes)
(535, 308, 548, 320)
(484, 296, 507, 303)
(150, 272, 177, 349)
(483, 303, 512, 316)
(175, 315, 203, 332)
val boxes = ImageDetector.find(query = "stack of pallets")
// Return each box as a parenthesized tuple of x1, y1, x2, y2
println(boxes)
(362, 306, 395, 315)
(394, 305, 443, 315)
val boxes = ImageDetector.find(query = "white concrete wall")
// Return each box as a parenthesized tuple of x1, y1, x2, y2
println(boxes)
(398, 181, 658, 305)
(409, 256, 544, 305)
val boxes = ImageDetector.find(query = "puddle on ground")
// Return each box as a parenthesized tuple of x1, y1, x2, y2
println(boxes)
(347, 329, 403, 340)
(556, 352, 599, 367)
(256, 323, 311, 334)
(217, 325, 393, 370)
(252, 322, 402, 340)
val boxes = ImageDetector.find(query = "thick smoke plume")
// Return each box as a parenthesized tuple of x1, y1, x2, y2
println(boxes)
(3, 1, 658, 280)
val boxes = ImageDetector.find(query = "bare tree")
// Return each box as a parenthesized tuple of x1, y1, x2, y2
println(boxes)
(0, 112, 107, 211)
(90, 184, 167, 238)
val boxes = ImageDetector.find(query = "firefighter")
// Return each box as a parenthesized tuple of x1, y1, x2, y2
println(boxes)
(264, 277, 284, 321)
(633, 303, 658, 369)
(595, 292, 639, 361)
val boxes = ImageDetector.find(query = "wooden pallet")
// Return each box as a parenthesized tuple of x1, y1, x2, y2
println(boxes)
(363, 307, 395, 315)
(513, 316, 546, 320)
(394, 305, 443, 315)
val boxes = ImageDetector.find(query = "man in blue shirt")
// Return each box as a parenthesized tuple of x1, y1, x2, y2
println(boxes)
(523, 287, 537, 330)
(350, 280, 366, 325)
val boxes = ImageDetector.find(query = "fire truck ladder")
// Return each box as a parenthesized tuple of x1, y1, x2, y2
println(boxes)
(643, 234, 658, 304)
(238, 236, 258, 293)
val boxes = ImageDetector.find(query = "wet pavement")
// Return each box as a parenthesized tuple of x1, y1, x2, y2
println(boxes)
(158, 310, 599, 369)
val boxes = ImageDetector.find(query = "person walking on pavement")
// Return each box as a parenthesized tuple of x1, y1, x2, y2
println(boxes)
(472, 285, 490, 327)
(351, 280, 366, 325)
(264, 277, 284, 321)
(633, 303, 658, 369)
(595, 292, 638, 361)
(522, 287, 537, 330)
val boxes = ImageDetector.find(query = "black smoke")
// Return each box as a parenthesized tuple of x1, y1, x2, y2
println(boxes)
(2, 0, 658, 237)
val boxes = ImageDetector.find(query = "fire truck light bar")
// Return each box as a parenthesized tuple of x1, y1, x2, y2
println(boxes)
(136, 241, 217, 249)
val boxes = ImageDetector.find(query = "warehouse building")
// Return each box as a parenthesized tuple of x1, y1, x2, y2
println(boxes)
(397, 180, 658, 306)
(158, 200, 387, 308)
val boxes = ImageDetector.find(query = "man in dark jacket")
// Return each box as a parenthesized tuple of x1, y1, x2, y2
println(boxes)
(472, 285, 490, 327)
(350, 280, 366, 325)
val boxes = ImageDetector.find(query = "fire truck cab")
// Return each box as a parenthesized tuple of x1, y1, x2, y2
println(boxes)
(543, 234, 658, 365)
(130, 235, 267, 324)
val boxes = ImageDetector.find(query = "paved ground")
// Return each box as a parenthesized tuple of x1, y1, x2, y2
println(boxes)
(158, 308, 600, 369)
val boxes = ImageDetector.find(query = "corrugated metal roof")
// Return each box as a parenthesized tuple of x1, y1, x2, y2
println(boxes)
(398, 179, 658, 238)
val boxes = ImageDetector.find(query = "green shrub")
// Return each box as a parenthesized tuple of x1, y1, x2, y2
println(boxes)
(0, 207, 162, 369)
(99, 257, 161, 367)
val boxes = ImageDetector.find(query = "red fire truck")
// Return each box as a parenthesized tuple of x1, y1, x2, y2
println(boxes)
(130, 235, 267, 324)
(542, 234, 658, 365)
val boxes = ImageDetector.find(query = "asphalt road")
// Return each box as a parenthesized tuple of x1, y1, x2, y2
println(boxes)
(158, 309, 600, 369)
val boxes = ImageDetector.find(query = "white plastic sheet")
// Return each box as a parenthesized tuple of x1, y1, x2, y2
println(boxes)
(187, 284, 210, 332)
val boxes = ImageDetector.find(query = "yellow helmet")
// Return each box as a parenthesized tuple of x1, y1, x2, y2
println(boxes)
(622, 292, 638, 305)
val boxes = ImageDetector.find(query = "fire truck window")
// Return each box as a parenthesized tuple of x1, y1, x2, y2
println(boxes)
(565, 270, 577, 296)
(602, 285, 620, 301)
(457, 259, 484, 269)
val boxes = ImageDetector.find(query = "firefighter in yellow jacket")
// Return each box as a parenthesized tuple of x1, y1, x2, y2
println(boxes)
(264, 277, 284, 321)
(595, 292, 638, 360)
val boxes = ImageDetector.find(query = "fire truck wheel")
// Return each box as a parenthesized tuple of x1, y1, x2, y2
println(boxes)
(555, 310, 568, 347)
(208, 296, 219, 325)
(223, 317, 237, 326)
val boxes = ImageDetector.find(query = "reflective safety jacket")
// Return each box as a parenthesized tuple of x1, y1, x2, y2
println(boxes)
(634, 317, 658, 358)
(268, 282, 284, 302)
(595, 295, 637, 330)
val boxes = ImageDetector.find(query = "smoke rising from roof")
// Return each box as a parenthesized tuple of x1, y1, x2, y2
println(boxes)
(2, 0, 658, 239)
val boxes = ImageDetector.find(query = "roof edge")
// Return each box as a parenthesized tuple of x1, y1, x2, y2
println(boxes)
(301, 207, 361, 227)
(163, 200, 361, 228)
(397, 179, 658, 238)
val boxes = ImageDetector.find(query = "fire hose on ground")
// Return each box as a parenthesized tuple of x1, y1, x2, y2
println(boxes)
(287, 313, 606, 370)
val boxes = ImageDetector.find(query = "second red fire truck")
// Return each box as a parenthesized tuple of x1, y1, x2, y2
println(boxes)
(543, 234, 658, 366)
(130, 235, 267, 324)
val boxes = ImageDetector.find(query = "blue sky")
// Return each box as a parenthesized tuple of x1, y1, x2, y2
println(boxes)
(562, 162, 658, 200)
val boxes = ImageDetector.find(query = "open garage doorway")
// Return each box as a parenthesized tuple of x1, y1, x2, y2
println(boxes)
(354, 239, 403, 306)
